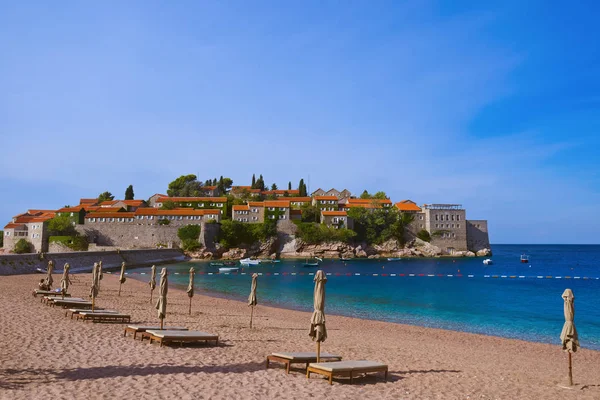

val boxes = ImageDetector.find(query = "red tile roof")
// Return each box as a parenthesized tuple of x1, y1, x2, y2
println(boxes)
(204, 186, 217, 190)
(79, 198, 98, 205)
(93, 207, 125, 213)
(134, 208, 220, 216)
(248, 202, 264, 207)
(57, 206, 86, 213)
(4, 223, 26, 229)
(85, 212, 136, 219)
(395, 200, 422, 212)
(314, 196, 338, 201)
(100, 199, 145, 207)
(321, 211, 347, 216)
(156, 197, 227, 203)
(289, 197, 312, 202)
(347, 198, 392, 205)
(264, 201, 291, 208)
(232, 205, 249, 211)
(262, 189, 300, 195)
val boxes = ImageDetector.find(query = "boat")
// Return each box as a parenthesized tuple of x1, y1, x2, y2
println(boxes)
(224, 261, 237, 266)
(520, 254, 529, 263)
(35, 268, 47, 274)
(302, 262, 319, 267)
(387, 258, 402, 261)
(218, 267, 239, 273)
(240, 258, 260, 266)
(483, 258, 493, 265)
(340, 257, 352, 261)
(210, 262, 224, 267)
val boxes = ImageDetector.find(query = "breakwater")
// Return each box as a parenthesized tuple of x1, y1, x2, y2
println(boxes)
(0, 249, 187, 275)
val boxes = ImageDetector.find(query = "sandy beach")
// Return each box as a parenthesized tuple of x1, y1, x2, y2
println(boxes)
(1, 273, 599, 400)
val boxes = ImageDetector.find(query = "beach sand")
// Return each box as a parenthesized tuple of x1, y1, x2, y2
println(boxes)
(1, 273, 599, 399)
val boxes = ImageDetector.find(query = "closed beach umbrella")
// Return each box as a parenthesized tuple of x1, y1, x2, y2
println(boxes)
(186, 267, 195, 315)
(90, 262, 100, 311)
(248, 273, 258, 328)
(560, 289, 579, 386)
(98, 261, 103, 290)
(118, 262, 126, 296)
(149, 265, 157, 302)
(45, 260, 54, 289)
(155, 268, 168, 329)
(309, 270, 327, 362)
(60, 263, 71, 298)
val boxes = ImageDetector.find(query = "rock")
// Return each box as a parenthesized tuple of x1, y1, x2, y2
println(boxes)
(476, 248, 492, 257)
(355, 249, 367, 258)
(412, 238, 442, 257)
(341, 251, 354, 259)
(466, 251, 476, 257)
(222, 248, 247, 259)
(367, 255, 380, 259)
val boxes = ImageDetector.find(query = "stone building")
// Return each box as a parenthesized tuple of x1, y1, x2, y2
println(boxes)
(340, 198, 393, 211)
(288, 197, 312, 209)
(99, 199, 146, 211)
(311, 188, 352, 200)
(232, 202, 265, 223)
(466, 220, 490, 252)
(312, 196, 338, 211)
(320, 210, 353, 230)
(2, 210, 55, 253)
(153, 197, 227, 214)
(264, 200, 290, 221)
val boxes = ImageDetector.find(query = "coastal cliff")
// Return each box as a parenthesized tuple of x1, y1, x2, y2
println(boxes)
(186, 236, 491, 260)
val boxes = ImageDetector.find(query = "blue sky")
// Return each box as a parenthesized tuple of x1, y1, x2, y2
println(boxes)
(1, 1, 599, 244)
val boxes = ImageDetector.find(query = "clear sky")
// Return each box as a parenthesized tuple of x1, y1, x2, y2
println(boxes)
(1, 1, 599, 244)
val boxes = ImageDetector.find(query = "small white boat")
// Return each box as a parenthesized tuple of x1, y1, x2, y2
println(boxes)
(240, 258, 260, 266)
(387, 258, 402, 262)
(219, 267, 239, 273)
(483, 258, 493, 265)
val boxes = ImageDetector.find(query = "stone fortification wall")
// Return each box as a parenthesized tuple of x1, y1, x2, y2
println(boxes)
(0, 249, 186, 276)
(466, 220, 490, 252)
(76, 225, 181, 249)
(199, 222, 220, 251)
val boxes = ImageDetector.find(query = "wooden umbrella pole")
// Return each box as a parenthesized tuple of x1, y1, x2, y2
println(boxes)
(160, 317, 164, 330)
(92, 297, 95, 312)
(189, 297, 192, 315)
(317, 342, 321, 363)
(118, 283, 122, 296)
(250, 305, 254, 329)
(150, 290, 153, 303)
(568, 352, 573, 386)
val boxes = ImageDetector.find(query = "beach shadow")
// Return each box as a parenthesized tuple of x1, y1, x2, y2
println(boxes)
(395, 369, 461, 375)
(0, 361, 266, 385)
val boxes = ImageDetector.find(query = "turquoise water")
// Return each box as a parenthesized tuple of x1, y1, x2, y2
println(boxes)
(128, 245, 600, 350)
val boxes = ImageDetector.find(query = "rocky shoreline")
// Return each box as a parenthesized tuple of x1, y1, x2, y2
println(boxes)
(186, 236, 492, 260)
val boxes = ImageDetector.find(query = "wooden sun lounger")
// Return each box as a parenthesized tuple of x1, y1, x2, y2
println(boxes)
(76, 312, 131, 323)
(266, 352, 343, 374)
(144, 330, 219, 347)
(124, 325, 189, 340)
(33, 290, 71, 298)
(306, 361, 388, 385)
(42, 297, 85, 305)
(65, 308, 116, 319)
(49, 300, 92, 308)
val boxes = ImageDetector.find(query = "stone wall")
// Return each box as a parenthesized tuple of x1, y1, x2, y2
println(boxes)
(199, 222, 220, 251)
(76, 224, 181, 249)
(0, 249, 186, 275)
(466, 220, 490, 252)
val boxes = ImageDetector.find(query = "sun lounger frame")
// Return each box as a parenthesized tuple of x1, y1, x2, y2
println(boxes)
(76, 313, 131, 323)
(123, 326, 189, 340)
(33, 290, 71, 298)
(266, 354, 342, 374)
(143, 331, 219, 347)
(306, 362, 388, 385)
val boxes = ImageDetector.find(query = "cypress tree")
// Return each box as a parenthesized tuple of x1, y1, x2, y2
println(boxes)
(288, 181, 292, 190)
(252, 174, 256, 189)
(299, 179, 306, 196)
(124, 185, 134, 200)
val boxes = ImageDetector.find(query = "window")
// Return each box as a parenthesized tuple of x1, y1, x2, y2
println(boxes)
(419, 215, 423, 220)
(452, 233, 456, 238)
(100, 218, 105, 222)
(435, 224, 438, 228)
(252, 217, 258, 221)
(178, 216, 183, 220)
(457, 215, 460, 221)
(269, 215, 275, 219)
(199, 203, 204, 207)
(187, 203, 192, 206)
(451, 224, 454, 228)
(89, 218, 95, 222)
(252, 208, 258, 213)
(451, 215, 455, 221)
(157, 203, 162, 207)
(279, 207, 286, 211)
(268, 207, 275, 211)
(279, 215, 286, 219)
(446, 224, 449, 228)
(332, 218, 338, 223)
(457, 224, 460, 228)
(435, 215, 438, 221)
(446, 215, 449, 221)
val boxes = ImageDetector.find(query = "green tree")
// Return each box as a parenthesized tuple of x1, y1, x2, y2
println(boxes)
(300, 203, 320, 223)
(48, 214, 76, 236)
(97, 191, 114, 202)
(0, 231, 3, 247)
(271, 183, 278, 191)
(283, 191, 290, 197)
(288, 181, 292, 190)
(251, 174, 256, 189)
(167, 174, 205, 197)
(178, 225, 201, 241)
(181, 238, 201, 252)
(255, 174, 265, 191)
(225, 195, 245, 219)
(125, 185, 134, 200)
(298, 178, 307, 196)
(221, 177, 233, 192)
(160, 200, 176, 210)
(14, 239, 31, 254)
(360, 190, 370, 199)
(417, 229, 431, 242)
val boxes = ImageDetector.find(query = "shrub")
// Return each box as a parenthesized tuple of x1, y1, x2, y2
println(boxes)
(160, 200, 176, 210)
(49, 236, 89, 251)
(14, 239, 32, 254)
(218, 220, 277, 248)
(417, 229, 431, 242)
(178, 224, 201, 241)
(48, 214, 76, 236)
(181, 239, 201, 252)
(296, 223, 356, 244)
(158, 218, 170, 225)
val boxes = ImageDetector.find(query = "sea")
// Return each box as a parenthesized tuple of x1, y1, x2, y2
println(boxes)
(128, 244, 600, 350)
